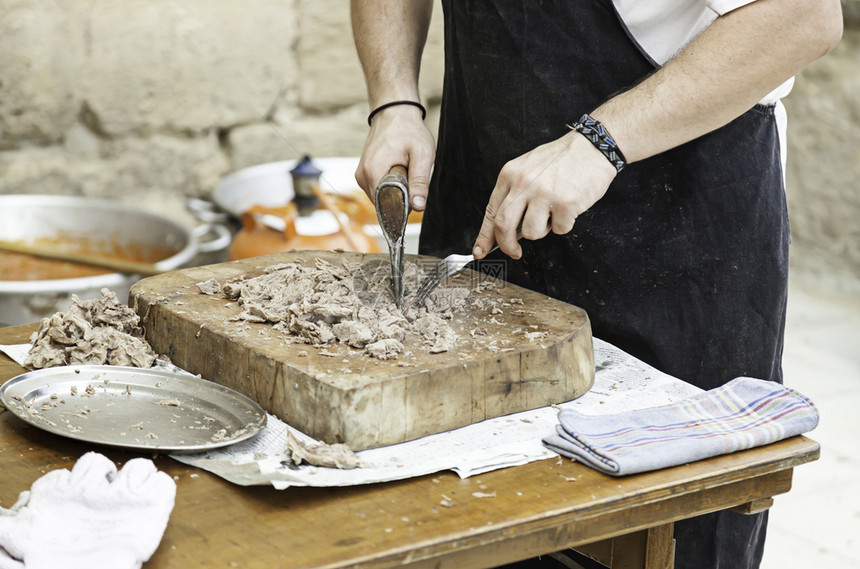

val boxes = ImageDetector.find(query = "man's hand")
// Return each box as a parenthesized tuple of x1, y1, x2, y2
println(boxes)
(351, 0, 435, 210)
(472, 131, 617, 260)
(475, 0, 841, 260)
(354, 104, 436, 210)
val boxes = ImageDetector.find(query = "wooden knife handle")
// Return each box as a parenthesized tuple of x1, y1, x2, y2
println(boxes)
(375, 165, 409, 242)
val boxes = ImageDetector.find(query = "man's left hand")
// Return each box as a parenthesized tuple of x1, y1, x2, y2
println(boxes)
(472, 130, 617, 259)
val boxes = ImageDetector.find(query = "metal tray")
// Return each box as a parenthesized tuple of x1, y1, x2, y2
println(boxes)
(0, 366, 267, 453)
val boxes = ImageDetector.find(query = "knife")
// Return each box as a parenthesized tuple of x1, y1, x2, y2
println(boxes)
(374, 165, 410, 309)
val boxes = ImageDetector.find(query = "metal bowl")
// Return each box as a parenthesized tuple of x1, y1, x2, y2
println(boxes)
(0, 194, 229, 326)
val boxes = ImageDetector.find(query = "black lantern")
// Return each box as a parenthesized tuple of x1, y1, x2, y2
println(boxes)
(289, 155, 323, 216)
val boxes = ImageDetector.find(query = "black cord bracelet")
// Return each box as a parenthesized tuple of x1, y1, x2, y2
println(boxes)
(367, 100, 427, 127)
(568, 114, 627, 172)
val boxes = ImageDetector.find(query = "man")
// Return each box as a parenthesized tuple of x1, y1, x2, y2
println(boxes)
(350, 1, 842, 568)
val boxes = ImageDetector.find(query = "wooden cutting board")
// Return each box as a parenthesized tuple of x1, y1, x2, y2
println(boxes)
(130, 251, 594, 450)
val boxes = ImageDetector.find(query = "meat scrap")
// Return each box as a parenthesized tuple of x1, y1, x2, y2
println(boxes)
(223, 259, 471, 359)
(285, 429, 361, 469)
(196, 278, 222, 295)
(25, 288, 157, 369)
(365, 338, 403, 360)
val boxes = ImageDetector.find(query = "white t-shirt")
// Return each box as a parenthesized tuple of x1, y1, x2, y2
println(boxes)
(612, 0, 792, 172)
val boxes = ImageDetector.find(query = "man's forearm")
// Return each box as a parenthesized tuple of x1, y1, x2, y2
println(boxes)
(350, 0, 434, 109)
(593, 0, 843, 163)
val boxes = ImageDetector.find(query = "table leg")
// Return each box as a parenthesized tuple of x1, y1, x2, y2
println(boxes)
(573, 523, 675, 569)
(731, 498, 774, 515)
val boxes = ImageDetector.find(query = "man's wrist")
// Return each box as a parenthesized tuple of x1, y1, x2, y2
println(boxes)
(565, 130, 619, 183)
(567, 114, 627, 173)
(368, 100, 427, 127)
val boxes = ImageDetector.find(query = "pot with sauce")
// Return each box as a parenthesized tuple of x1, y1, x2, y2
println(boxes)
(0, 194, 230, 326)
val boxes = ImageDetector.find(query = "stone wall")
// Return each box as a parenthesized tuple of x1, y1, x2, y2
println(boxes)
(0, 1, 444, 200)
(783, 22, 860, 297)
(1, 1, 857, 294)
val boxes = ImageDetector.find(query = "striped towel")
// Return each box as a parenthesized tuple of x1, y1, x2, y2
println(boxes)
(542, 377, 819, 476)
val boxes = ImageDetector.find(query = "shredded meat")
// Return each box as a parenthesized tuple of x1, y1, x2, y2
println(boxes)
(25, 288, 157, 369)
(223, 258, 471, 359)
(285, 429, 361, 469)
(365, 338, 404, 360)
(196, 278, 222, 295)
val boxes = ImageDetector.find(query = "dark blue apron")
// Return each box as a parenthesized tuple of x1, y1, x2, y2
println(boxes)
(419, 1, 789, 568)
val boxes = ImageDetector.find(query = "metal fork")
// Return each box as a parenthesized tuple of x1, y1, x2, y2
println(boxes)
(413, 243, 502, 306)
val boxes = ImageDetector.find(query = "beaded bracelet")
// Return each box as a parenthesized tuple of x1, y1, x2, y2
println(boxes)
(367, 100, 427, 127)
(568, 114, 627, 172)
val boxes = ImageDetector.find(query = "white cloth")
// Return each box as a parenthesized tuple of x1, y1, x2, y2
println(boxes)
(0, 452, 176, 569)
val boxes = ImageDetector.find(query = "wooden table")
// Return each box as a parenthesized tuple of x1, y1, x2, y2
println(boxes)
(0, 323, 819, 569)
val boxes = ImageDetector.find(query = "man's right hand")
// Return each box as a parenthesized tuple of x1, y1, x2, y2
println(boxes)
(354, 104, 436, 212)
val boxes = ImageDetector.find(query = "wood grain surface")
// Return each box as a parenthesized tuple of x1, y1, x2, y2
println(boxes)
(0, 324, 820, 569)
(129, 251, 594, 450)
